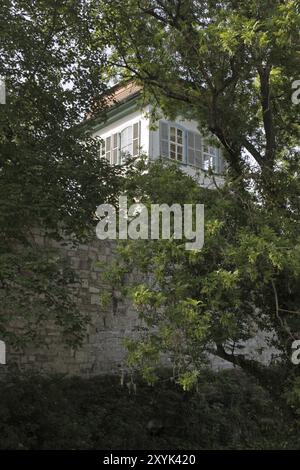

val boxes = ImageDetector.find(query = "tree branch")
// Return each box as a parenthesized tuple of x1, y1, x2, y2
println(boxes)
(258, 65, 276, 164)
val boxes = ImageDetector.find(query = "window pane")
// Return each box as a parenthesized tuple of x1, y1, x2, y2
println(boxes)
(203, 158, 209, 170)
(120, 126, 133, 160)
(210, 146, 217, 156)
(177, 146, 183, 161)
(106, 136, 111, 151)
(177, 129, 183, 144)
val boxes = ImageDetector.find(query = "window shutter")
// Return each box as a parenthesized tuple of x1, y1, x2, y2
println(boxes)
(187, 131, 202, 167)
(132, 121, 140, 157)
(212, 147, 218, 171)
(195, 133, 202, 168)
(112, 132, 119, 164)
(218, 148, 224, 173)
(105, 136, 111, 162)
(100, 139, 106, 160)
(159, 121, 169, 157)
(187, 131, 195, 165)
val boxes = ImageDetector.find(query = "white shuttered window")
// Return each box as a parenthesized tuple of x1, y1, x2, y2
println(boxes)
(159, 121, 184, 162)
(159, 120, 223, 173)
(203, 140, 222, 172)
(100, 121, 140, 165)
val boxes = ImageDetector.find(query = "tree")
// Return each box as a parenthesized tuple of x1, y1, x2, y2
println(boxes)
(95, 0, 300, 407)
(0, 1, 122, 347)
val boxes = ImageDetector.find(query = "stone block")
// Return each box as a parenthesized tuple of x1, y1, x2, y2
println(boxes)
(91, 294, 100, 305)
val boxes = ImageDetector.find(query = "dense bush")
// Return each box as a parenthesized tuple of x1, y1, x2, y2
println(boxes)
(0, 369, 298, 450)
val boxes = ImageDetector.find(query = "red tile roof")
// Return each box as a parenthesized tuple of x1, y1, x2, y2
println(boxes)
(104, 81, 142, 107)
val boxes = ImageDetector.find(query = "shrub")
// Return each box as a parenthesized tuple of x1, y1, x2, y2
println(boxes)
(0, 369, 298, 449)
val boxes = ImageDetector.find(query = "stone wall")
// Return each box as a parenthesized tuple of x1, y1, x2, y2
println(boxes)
(3, 234, 277, 377)
(6, 237, 141, 377)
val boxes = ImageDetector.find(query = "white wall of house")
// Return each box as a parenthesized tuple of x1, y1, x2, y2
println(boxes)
(93, 105, 224, 189)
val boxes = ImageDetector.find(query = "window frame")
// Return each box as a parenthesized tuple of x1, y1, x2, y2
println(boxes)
(159, 120, 223, 173)
(202, 139, 222, 173)
(99, 120, 141, 165)
(159, 121, 186, 163)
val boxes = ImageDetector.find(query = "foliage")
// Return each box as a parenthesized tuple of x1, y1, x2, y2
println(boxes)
(93, 0, 300, 408)
(0, 369, 298, 450)
(0, 246, 88, 347)
(0, 1, 122, 346)
(96, 0, 300, 180)
(102, 160, 300, 406)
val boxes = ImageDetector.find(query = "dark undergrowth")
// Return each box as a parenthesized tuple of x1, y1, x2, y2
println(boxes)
(0, 368, 298, 449)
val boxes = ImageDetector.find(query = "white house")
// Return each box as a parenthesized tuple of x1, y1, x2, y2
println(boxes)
(88, 82, 225, 188)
